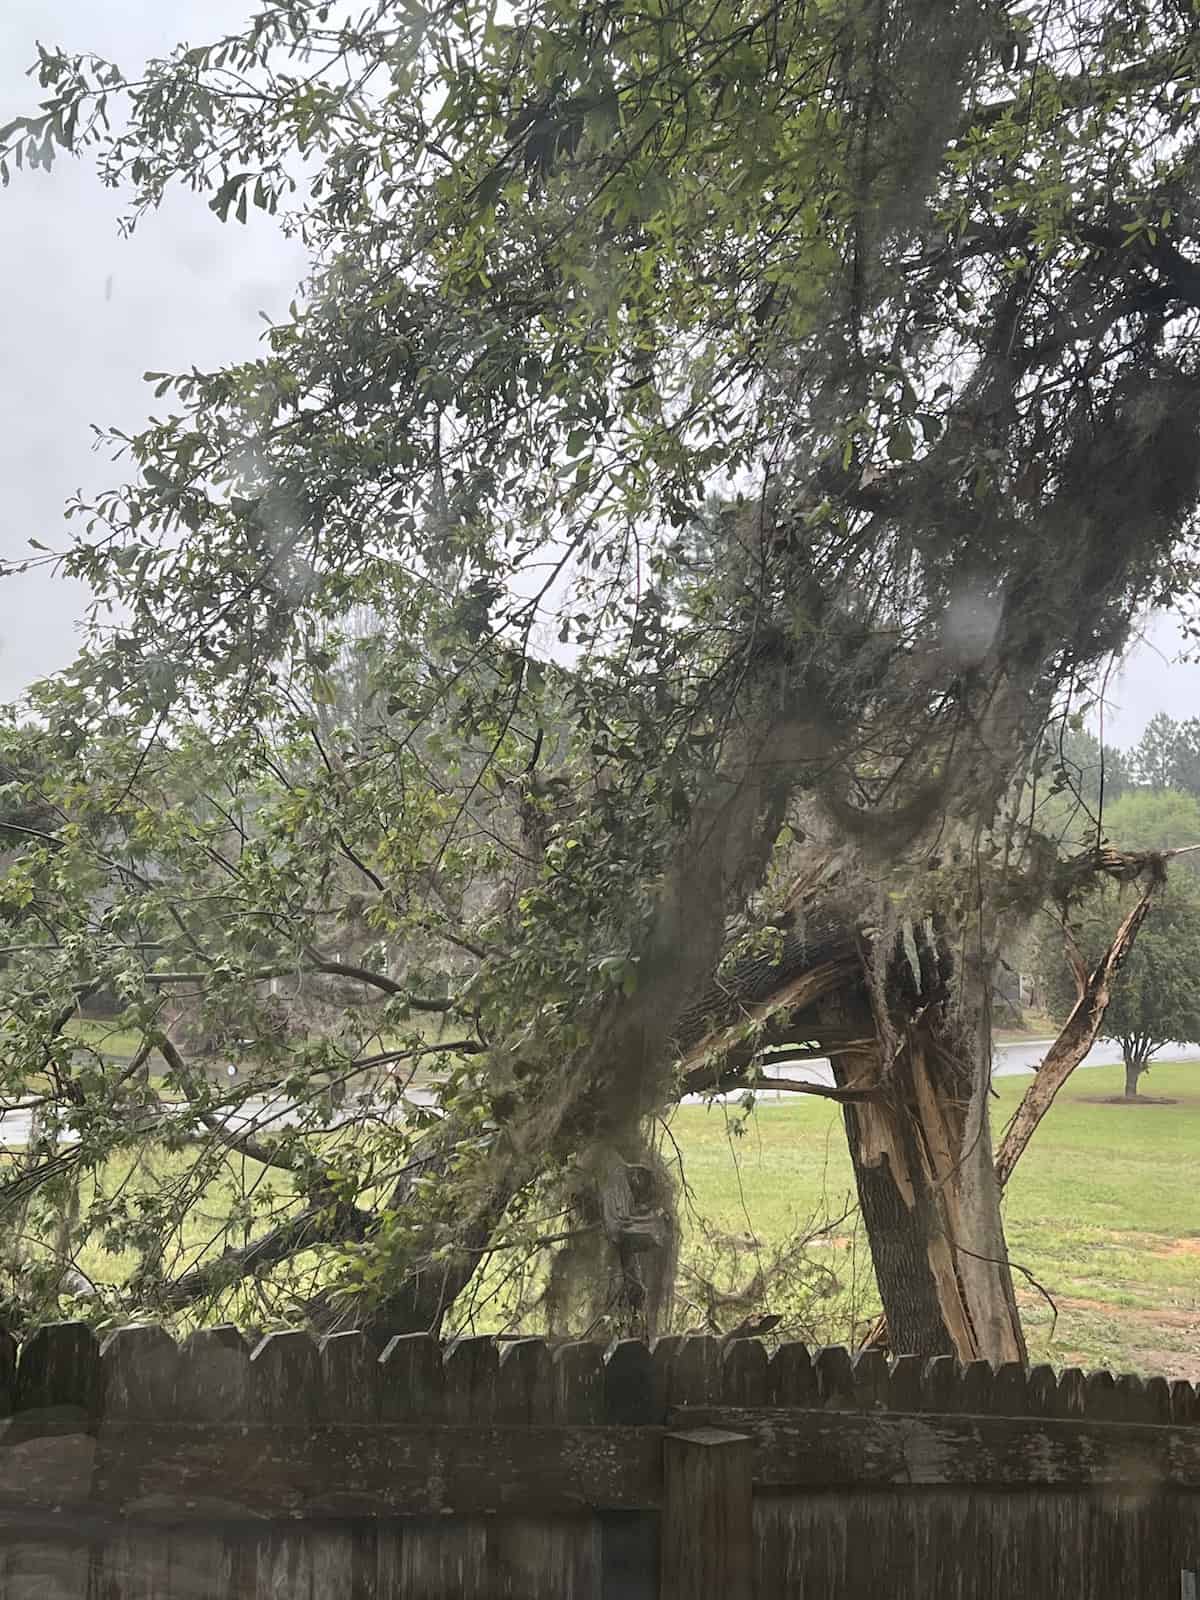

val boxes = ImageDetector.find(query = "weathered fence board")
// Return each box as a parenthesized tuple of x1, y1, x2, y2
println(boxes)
(668, 1404, 1200, 1490)
(661, 1428, 752, 1600)
(754, 1487, 1200, 1599)
(84, 1421, 662, 1518)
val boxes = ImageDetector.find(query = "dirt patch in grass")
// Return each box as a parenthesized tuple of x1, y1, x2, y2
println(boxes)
(1153, 1237, 1200, 1258)
(1123, 1347, 1200, 1381)
(1037, 1293, 1199, 1332)
(1052, 1342, 1200, 1380)
(1018, 1285, 1200, 1377)
(1076, 1095, 1178, 1106)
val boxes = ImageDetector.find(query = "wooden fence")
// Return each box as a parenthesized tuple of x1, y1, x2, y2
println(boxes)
(0, 1320, 1198, 1596)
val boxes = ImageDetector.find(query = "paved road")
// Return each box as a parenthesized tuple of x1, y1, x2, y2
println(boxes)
(3, 1038, 1198, 1147)
(0, 1084, 438, 1150)
(994, 1038, 1200, 1076)
(702, 1036, 1200, 1102)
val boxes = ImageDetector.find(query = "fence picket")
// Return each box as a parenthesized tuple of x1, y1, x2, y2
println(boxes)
(959, 1359, 994, 1415)
(319, 1331, 379, 1424)
(1055, 1367, 1086, 1419)
(175, 1326, 250, 1423)
(378, 1333, 443, 1423)
(991, 1361, 1029, 1417)
(887, 1353, 923, 1413)
(1084, 1369, 1120, 1422)
(14, 1320, 99, 1428)
(660, 1428, 753, 1600)
(723, 1339, 769, 1408)
(850, 1349, 888, 1410)
(920, 1355, 959, 1413)
(768, 1343, 817, 1407)
(602, 1341, 657, 1600)
(99, 1325, 177, 1422)
(1171, 1379, 1199, 1427)
(814, 1346, 855, 1410)
(552, 1342, 604, 1425)
(1026, 1364, 1057, 1418)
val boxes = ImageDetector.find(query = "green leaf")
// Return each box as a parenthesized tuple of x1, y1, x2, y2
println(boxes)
(474, 166, 506, 209)
(886, 424, 914, 462)
(916, 414, 942, 444)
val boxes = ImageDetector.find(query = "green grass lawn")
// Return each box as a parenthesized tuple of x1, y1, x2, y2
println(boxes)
(25, 1056, 1200, 1375)
(661, 1059, 1200, 1377)
(64, 1019, 146, 1059)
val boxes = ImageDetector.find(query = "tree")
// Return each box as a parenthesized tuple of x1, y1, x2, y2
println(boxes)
(1133, 713, 1180, 791)
(1055, 725, 1132, 810)
(1130, 714, 1200, 796)
(3, 0, 1200, 1359)
(1038, 890, 1200, 1098)
(1165, 718, 1200, 798)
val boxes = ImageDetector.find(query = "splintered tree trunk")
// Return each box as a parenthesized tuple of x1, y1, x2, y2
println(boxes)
(820, 954, 1025, 1364)
(837, 1079, 965, 1355)
(675, 890, 1028, 1365)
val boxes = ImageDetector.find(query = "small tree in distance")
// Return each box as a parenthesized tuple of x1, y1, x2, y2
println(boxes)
(1131, 714, 1200, 799)
(1038, 890, 1200, 1099)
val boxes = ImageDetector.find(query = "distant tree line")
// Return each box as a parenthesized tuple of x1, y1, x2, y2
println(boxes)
(1061, 713, 1200, 807)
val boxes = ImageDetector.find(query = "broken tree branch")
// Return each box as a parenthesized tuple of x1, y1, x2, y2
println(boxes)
(994, 877, 1159, 1188)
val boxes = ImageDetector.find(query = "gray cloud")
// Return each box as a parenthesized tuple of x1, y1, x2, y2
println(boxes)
(1099, 614, 1200, 749)
(0, 0, 307, 696)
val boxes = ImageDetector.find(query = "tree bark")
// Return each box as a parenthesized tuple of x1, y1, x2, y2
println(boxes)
(1123, 1045, 1147, 1099)
(672, 868, 1028, 1364)
(824, 979, 1025, 1364)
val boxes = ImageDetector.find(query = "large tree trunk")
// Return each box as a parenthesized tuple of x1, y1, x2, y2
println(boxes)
(823, 965, 1025, 1363)
(831, 857, 1162, 1358)
(647, 872, 1033, 1364)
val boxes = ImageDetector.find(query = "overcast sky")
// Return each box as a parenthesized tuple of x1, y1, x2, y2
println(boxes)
(0, 0, 308, 698)
(2, 1, 1199, 749)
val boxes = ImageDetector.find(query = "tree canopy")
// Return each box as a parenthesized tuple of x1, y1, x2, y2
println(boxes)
(2, 0, 1200, 1354)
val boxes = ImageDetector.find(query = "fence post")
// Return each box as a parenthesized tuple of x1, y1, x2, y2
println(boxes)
(602, 1341, 658, 1600)
(660, 1427, 753, 1600)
